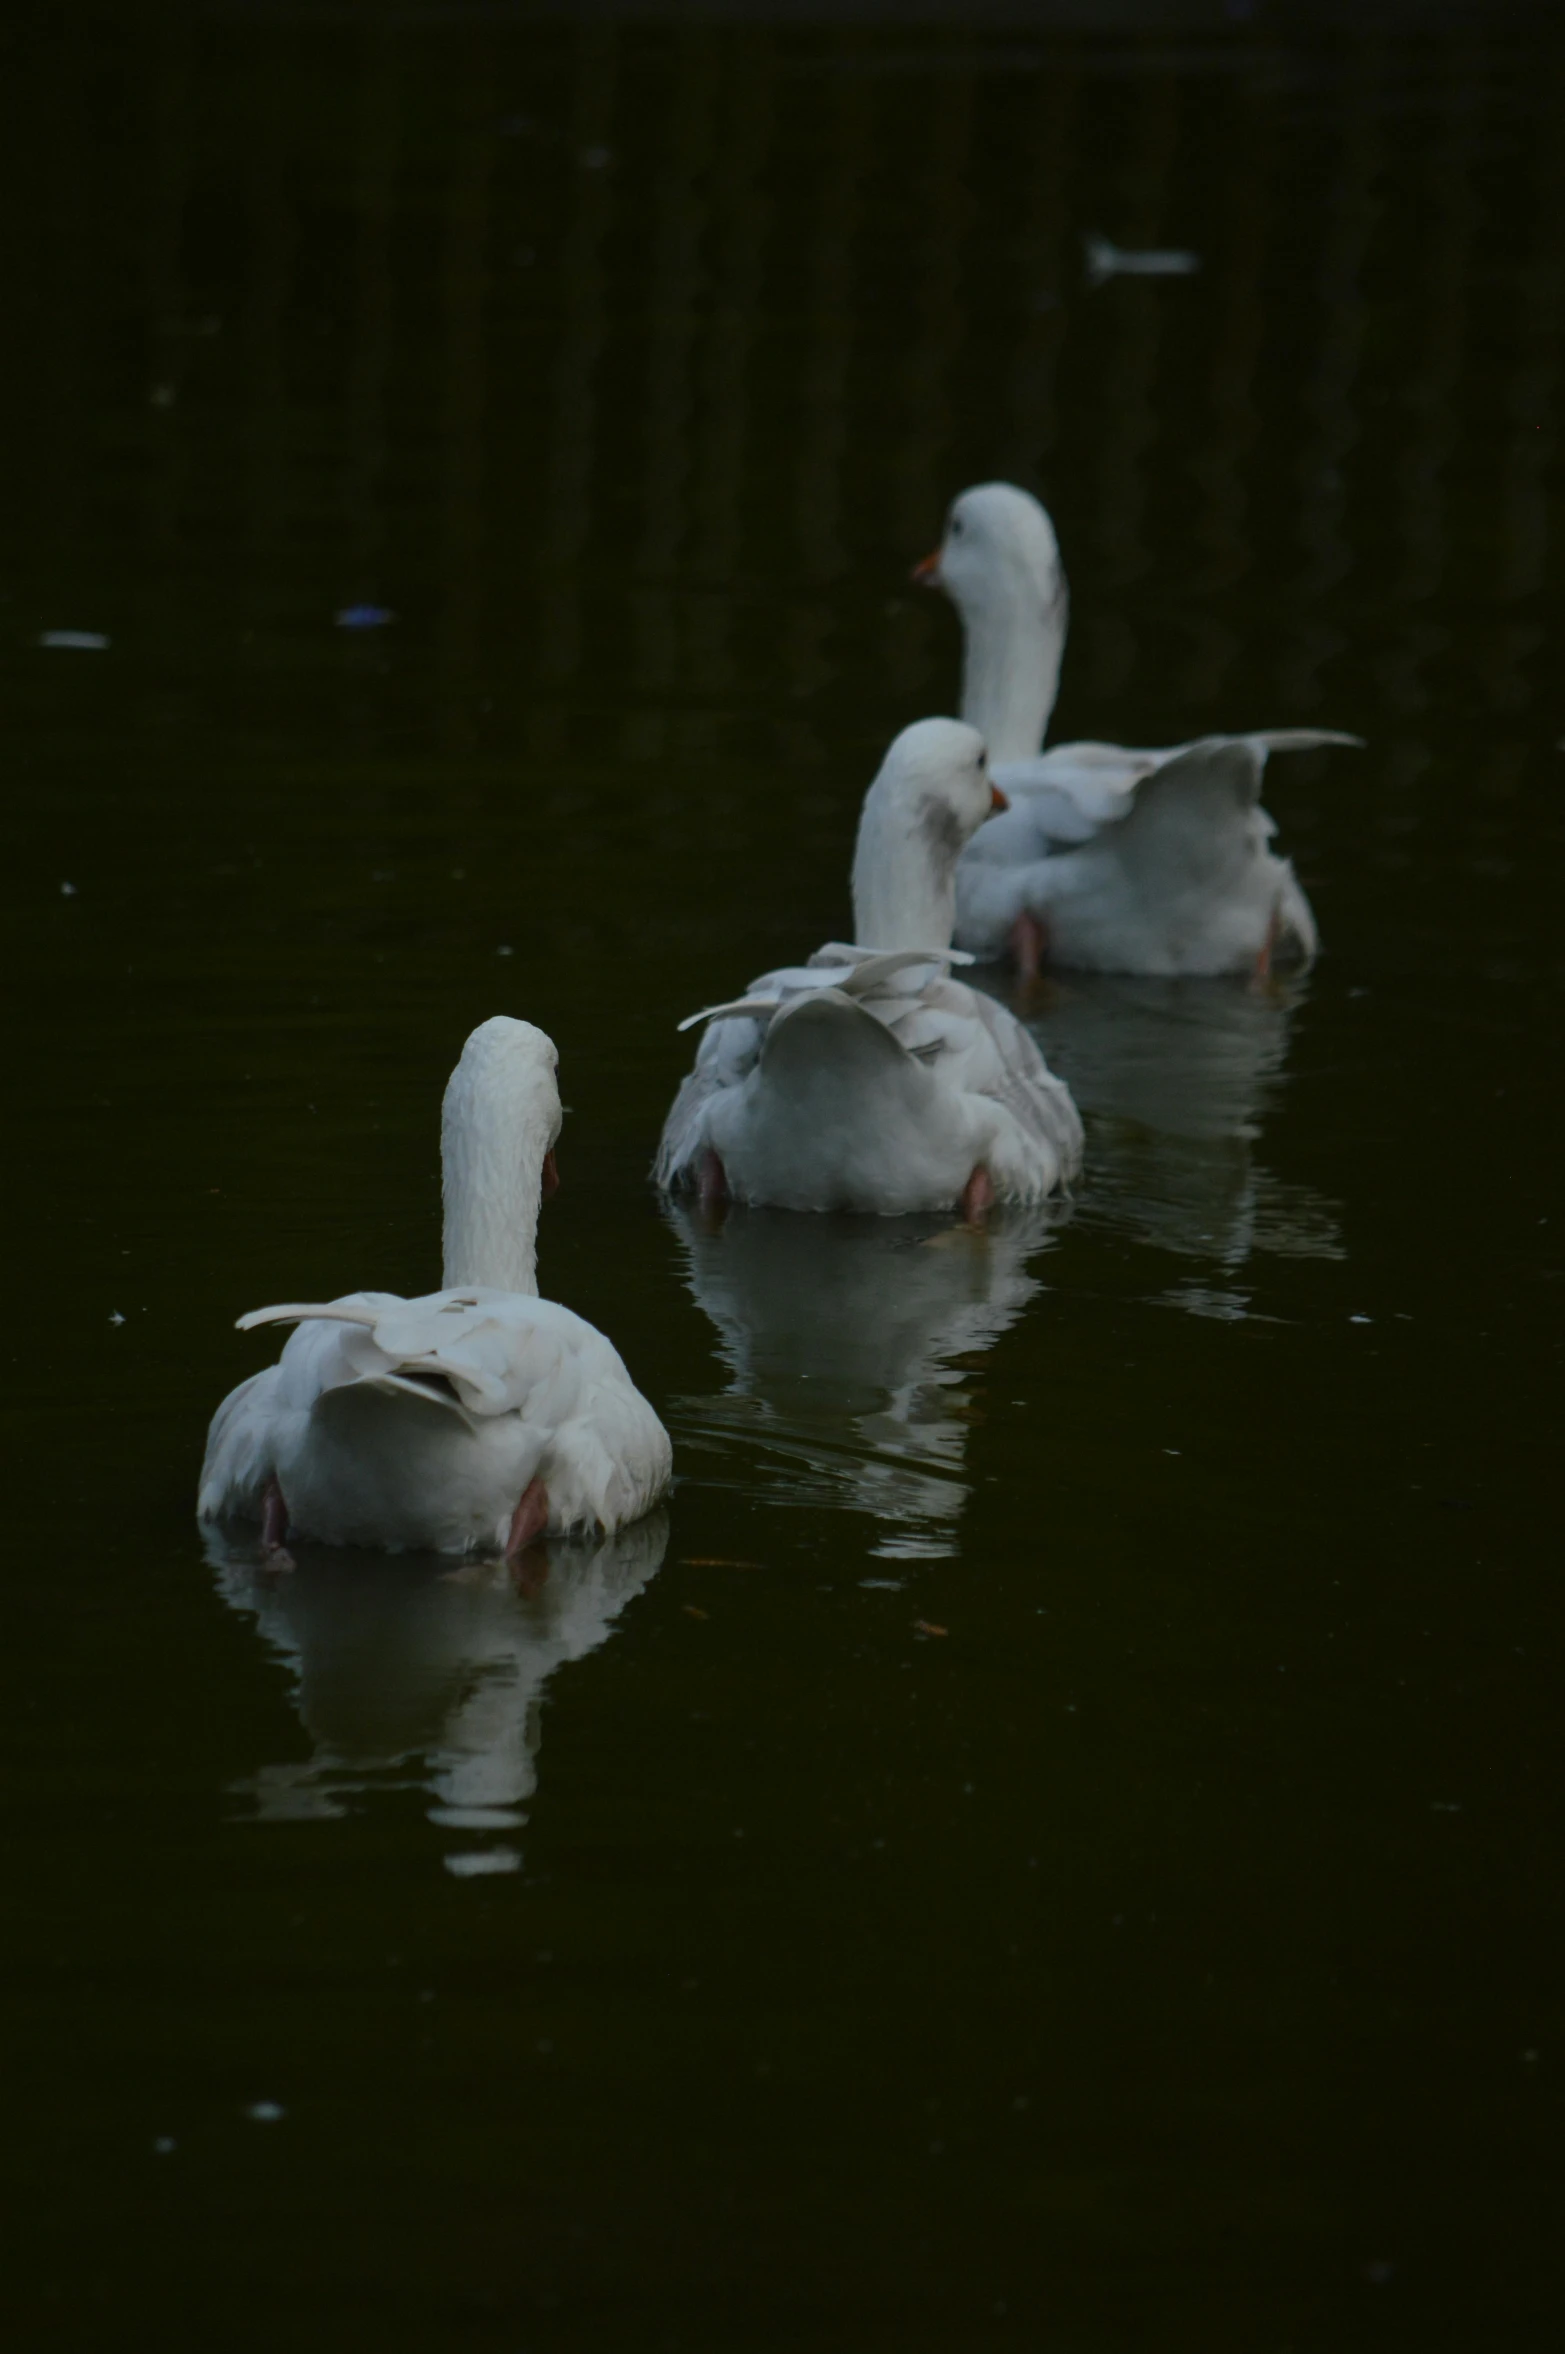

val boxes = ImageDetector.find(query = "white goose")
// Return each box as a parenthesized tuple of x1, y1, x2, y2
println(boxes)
(199, 1018, 672, 1563)
(915, 481, 1362, 977)
(655, 719, 1082, 1216)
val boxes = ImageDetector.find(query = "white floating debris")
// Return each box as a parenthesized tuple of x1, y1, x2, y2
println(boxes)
(38, 630, 110, 651)
(1085, 232, 1200, 287)
(61, 881, 77, 896)
(444, 1848, 520, 1878)
(496, 945, 514, 958)
(109, 1312, 125, 1327)
(1349, 1314, 1372, 1324)
(244, 2100, 285, 2123)
(153, 2136, 176, 2155)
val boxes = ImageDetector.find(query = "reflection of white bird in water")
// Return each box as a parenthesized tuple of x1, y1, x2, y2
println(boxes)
(1012, 971, 1343, 1284)
(913, 483, 1361, 977)
(665, 1202, 1059, 1558)
(209, 1515, 667, 1848)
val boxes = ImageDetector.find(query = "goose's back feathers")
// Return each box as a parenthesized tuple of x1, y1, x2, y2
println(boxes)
(656, 945, 1082, 1213)
(200, 1286, 671, 1553)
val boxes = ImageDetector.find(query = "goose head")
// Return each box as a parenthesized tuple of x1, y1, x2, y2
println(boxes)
(440, 1016, 563, 1296)
(913, 481, 1068, 763)
(851, 718, 1006, 953)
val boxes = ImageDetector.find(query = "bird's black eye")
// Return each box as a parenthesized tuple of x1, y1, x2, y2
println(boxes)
(951, 517, 964, 536)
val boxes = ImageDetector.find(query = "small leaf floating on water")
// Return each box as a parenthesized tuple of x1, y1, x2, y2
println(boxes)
(914, 1620, 949, 1638)
(680, 1556, 762, 1570)
(682, 1604, 710, 1621)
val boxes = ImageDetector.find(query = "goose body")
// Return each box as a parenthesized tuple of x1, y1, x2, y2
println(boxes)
(655, 720, 1082, 1214)
(918, 483, 1361, 976)
(199, 1019, 672, 1557)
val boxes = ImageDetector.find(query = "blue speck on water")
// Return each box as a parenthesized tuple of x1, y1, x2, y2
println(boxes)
(335, 605, 395, 630)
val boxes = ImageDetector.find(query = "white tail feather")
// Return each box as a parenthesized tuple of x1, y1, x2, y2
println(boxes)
(235, 1301, 380, 1334)
(676, 996, 782, 1034)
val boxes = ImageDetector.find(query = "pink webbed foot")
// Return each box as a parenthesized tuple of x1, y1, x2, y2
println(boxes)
(505, 1477, 551, 1596)
(1253, 903, 1282, 983)
(695, 1147, 730, 1229)
(259, 1476, 295, 1572)
(960, 1165, 996, 1226)
(1009, 909, 1049, 984)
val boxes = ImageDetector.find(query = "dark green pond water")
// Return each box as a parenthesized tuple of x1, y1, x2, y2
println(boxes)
(5, 6, 1563, 2347)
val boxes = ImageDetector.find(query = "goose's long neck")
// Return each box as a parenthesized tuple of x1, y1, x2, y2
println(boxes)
(959, 581, 1066, 764)
(440, 1085, 547, 1296)
(851, 789, 958, 952)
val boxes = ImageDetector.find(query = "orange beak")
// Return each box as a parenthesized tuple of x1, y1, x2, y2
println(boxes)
(542, 1147, 560, 1199)
(989, 783, 1009, 813)
(911, 549, 942, 587)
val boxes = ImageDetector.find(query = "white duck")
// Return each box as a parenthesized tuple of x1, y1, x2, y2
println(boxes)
(654, 718, 1082, 1216)
(914, 481, 1362, 977)
(199, 1017, 672, 1563)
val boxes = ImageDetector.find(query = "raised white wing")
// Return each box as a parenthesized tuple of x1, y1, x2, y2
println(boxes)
(987, 730, 1361, 856)
(957, 730, 1361, 973)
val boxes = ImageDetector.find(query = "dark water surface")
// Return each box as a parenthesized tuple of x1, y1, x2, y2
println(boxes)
(5, 6, 1564, 2347)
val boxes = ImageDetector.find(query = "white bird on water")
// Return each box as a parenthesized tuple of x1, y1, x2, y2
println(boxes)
(654, 718, 1082, 1217)
(913, 482, 1362, 978)
(199, 1018, 672, 1565)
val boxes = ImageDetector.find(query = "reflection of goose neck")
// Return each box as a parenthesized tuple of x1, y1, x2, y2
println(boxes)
(440, 1018, 560, 1295)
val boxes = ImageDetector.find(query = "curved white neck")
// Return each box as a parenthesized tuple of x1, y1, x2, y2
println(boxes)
(959, 583, 1066, 764)
(850, 788, 959, 952)
(440, 1086, 549, 1296)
